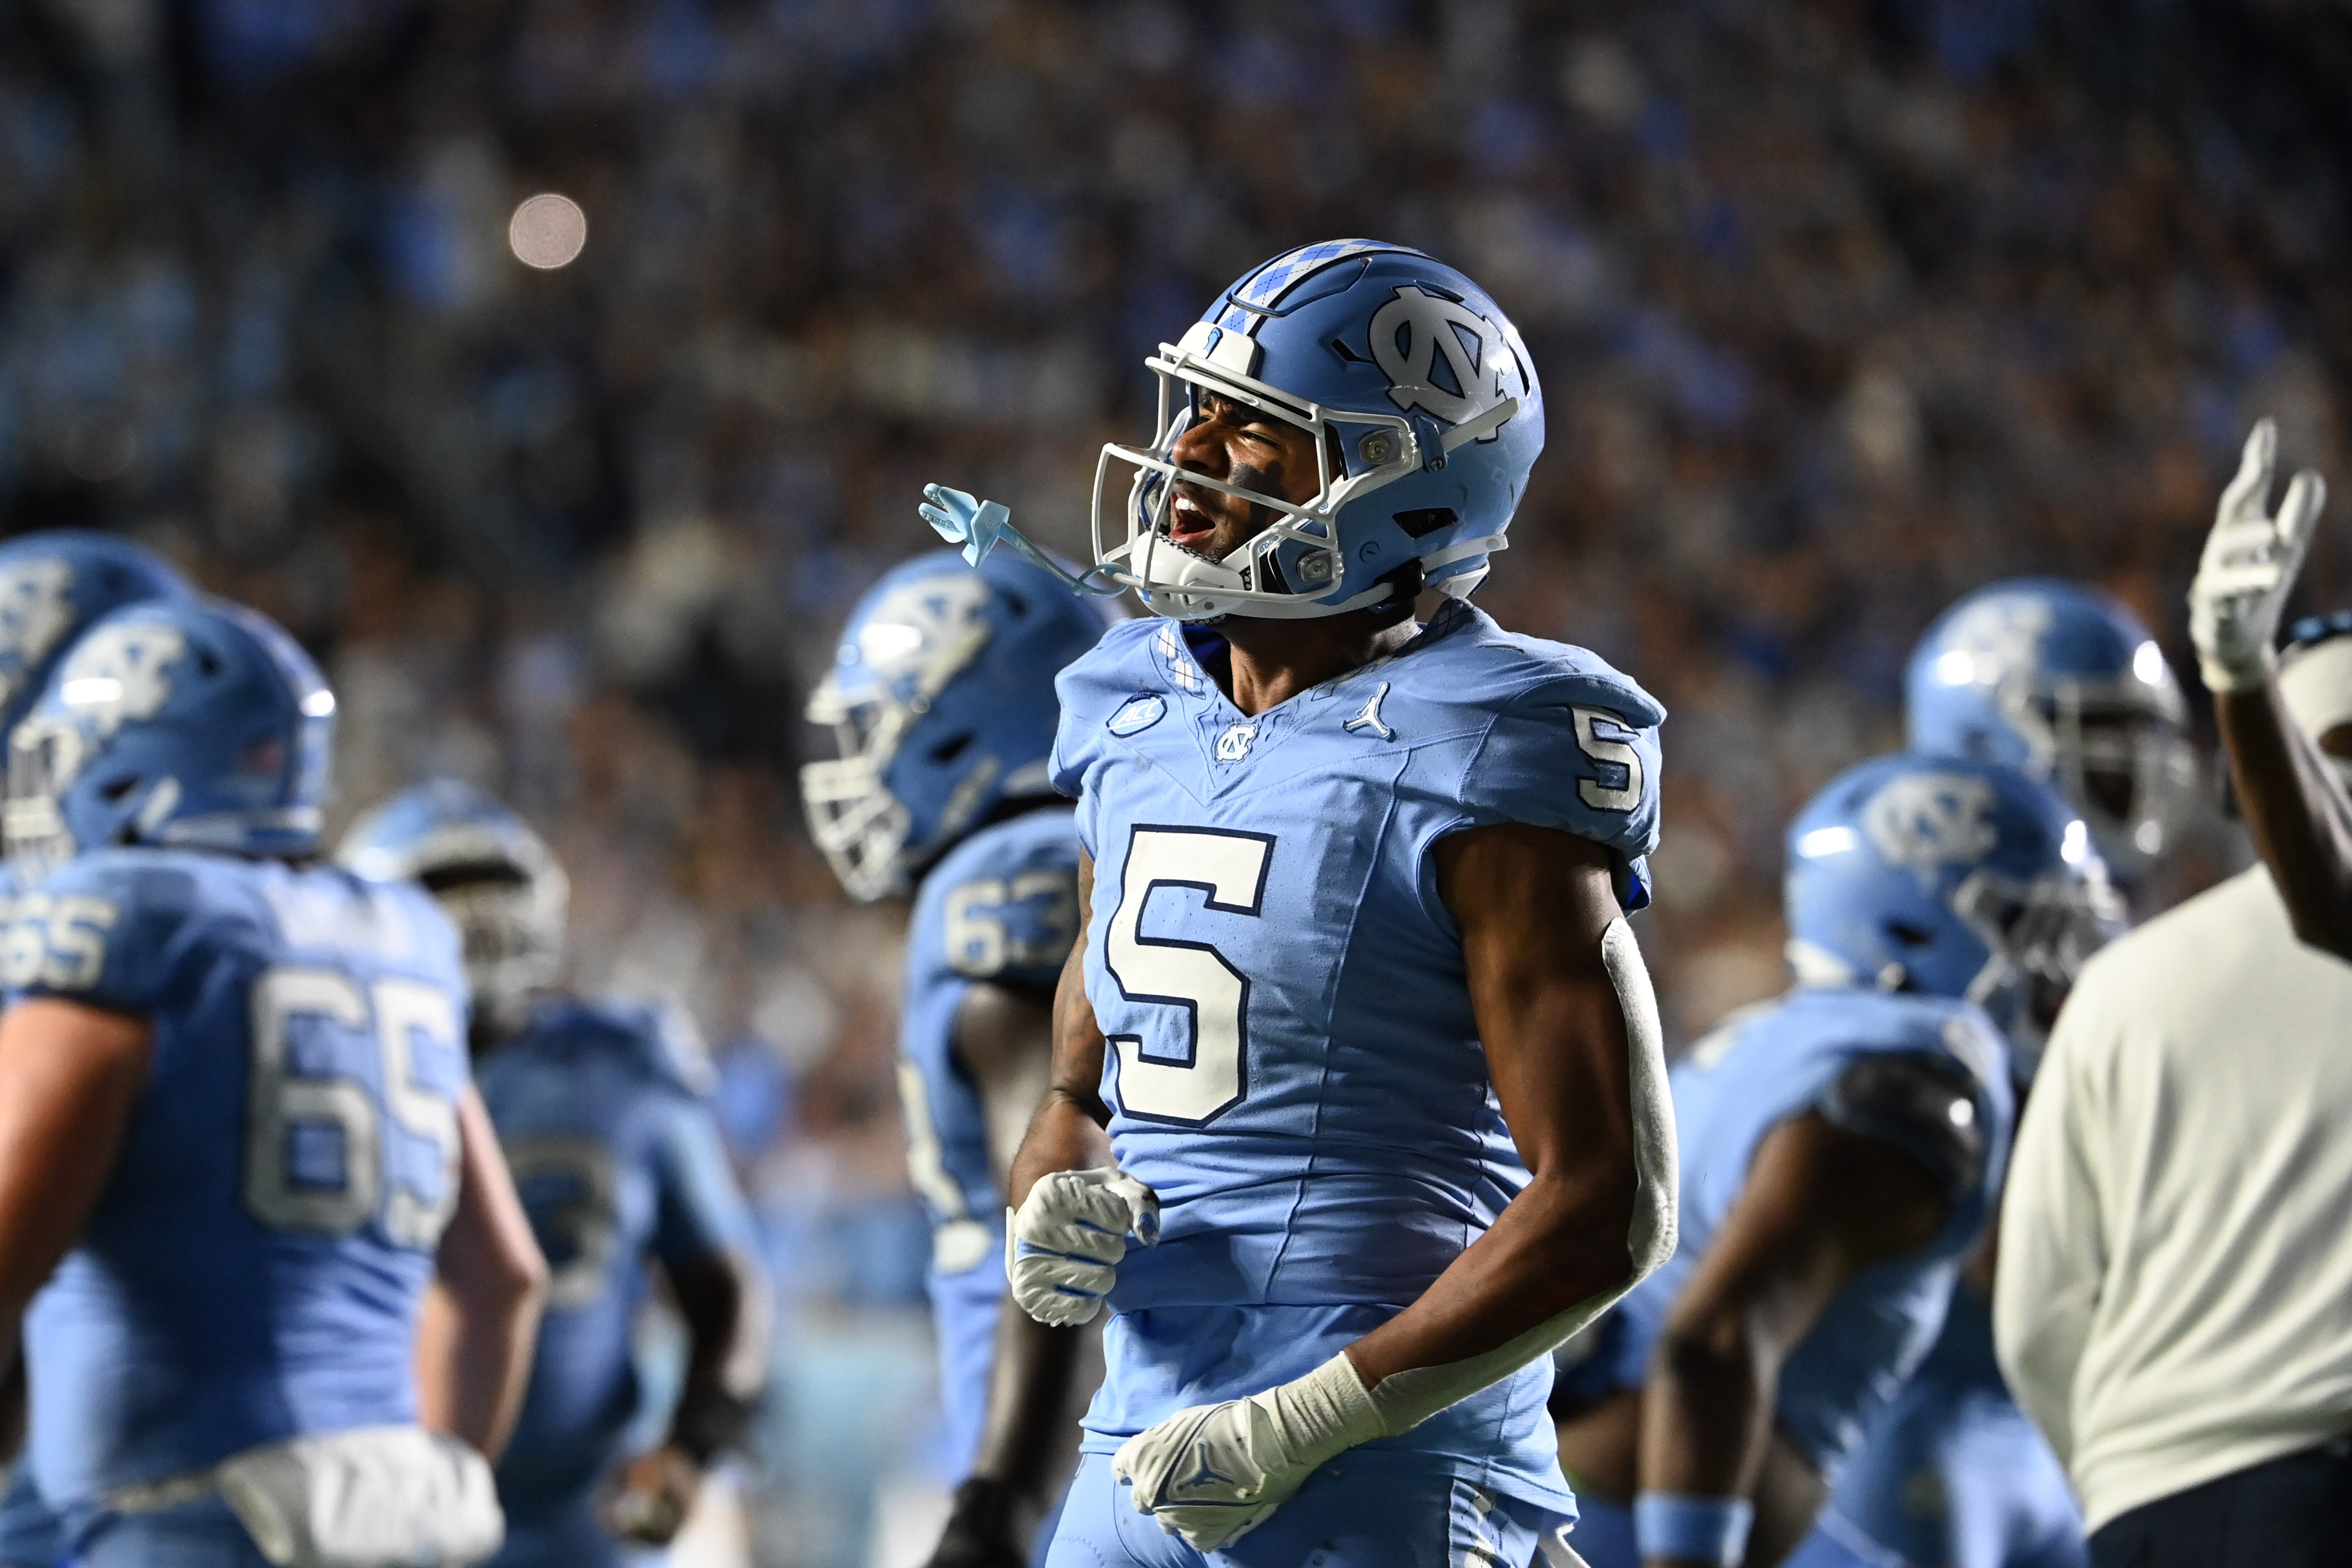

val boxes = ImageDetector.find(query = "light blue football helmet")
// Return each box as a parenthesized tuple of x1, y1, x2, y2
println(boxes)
(1786, 753, 2116, 1071)
(5, 598, 335, 875)
(801, 547, 1122, 901)
(1905, 579, 2192, 881)
(1092, 240, 1542, 621)
(0, 530, 193, 740)
(339, 780, 570, 1034)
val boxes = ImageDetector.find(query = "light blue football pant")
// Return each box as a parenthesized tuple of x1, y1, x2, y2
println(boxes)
(71, 1497, 269, 1568)
(1826, 1385, 2086, 1568)
(491, 1497, 627, 1568)
(1566, 1496, 1903, 1568)
(1048, 1450, 1563, 1568)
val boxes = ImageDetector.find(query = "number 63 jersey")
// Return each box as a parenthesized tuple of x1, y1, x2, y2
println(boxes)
(1048, 600, 1664, 1511)
(4, 847, 470, 1517)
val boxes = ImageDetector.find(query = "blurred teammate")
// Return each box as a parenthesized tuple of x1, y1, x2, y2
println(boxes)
(931, 240, 1675, 1565)
(1824, 582, 2182, 1568)
(1905, 578, 2192, 906)
(2186, 419, 2351, 957)
(0, 597, 545, 1568)
(0, 531, 193, 1568)
(801, 549, 1121, 1566)
(1556, 754, 2107, 1568)
(340, 780, 770, 1568)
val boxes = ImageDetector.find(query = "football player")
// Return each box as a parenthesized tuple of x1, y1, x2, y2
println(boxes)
(2185, 420, 2352, 958)
(1554, 754, 2106, 1568)
(927, 240, 1677, 1565)
(0, 531, 194, 1568)
(339, 780, 771, 1568)
(800, 547, 1122, 1567)
(0, 597, 546, 1568)
(1904, 578, 2192, 907)
(1826, 582, 2190, 1568)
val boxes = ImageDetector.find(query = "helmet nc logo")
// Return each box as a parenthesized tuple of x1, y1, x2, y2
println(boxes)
(56, 620, 187, 744)
(1938, 596, 2054, 686)
(0, 559, 76, 704)
(1863, 772, 1999, 882)
(1370, 285, 1523, 430)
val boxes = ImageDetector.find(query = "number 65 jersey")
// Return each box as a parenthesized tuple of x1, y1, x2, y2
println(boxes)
(5, 847, 470, 1519)
(1048, 600, 1664, 1511)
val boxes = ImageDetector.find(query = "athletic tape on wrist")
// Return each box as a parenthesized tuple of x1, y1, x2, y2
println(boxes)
(1632, 1492, 1753, 1566)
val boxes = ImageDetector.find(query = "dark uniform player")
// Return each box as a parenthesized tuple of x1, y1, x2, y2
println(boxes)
(339, 780, 770, 1568)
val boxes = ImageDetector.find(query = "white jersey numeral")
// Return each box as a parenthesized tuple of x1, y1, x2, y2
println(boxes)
(1572, 707, 1645, 813)
(1103, 826, 1272, 1125)
(502, 1134, 622, 1311)
(244, 966, 464, 1248)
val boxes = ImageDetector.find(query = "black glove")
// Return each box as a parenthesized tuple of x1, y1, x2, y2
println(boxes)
(924, 1477, 1028, 1568)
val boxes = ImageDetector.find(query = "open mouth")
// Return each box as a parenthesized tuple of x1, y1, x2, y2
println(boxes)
(1167, 489, 1219, 553)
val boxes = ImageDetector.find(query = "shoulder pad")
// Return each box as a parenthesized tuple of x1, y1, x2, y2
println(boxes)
(1404, 603, 1668, 729)
(1050, 619, 1172, 797)
(3, 849, 208, 1005)
(1819, 1050, 1989, 1203)
(557, 995, 716, 1096)
(1408, 617, 1666, 906)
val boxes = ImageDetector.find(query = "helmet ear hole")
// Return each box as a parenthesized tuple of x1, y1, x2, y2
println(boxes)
(928, 731, 975, 765)
(1883, 918, 1937, 950)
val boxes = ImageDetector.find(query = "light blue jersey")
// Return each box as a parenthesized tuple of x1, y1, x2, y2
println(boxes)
(6, 849, 469, 1541)
(1825, 1283, 2086, 1568)
(901, 807, 1081, 1476)
(1048, 601, 1664, 1514)
(1600, 988, 2015, 1476)
(0, 863, 65, 1568)
(474, 997, 757, 1567)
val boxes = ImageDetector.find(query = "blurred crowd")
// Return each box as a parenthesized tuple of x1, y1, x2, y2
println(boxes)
(2, 0, 2348, 1560)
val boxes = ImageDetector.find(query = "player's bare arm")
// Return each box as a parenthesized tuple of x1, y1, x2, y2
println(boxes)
(1343, 822, 1650, 1385)
(1634, 1114, 1948, 1568)
(1008, 850, 1114, 1205)
(2191, 419, 2352, 957)
(0, 998, 154, 1381)
(416, 1089, 547, 1463)
(606, 1242, 770, 1544)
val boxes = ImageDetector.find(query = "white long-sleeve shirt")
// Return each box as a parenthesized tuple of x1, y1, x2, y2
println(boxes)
(1995, 865, 2352, 1532)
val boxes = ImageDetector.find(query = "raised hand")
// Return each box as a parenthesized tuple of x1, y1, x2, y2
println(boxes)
(2191, 419, 2328, 692)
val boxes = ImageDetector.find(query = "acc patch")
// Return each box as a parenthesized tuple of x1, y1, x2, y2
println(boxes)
(1107, 693, 1166, 738)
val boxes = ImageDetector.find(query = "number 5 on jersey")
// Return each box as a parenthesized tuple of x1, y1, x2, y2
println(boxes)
(1103, 826, 1271, 1126)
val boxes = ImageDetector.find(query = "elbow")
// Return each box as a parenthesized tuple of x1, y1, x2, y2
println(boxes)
(1651, 1307, 1763, 1401)
(1531, 1155, 1673, 1310)
(489, 1232, 549, 1317)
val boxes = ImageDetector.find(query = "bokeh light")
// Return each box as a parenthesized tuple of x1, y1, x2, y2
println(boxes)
(508, 193, 586, 270)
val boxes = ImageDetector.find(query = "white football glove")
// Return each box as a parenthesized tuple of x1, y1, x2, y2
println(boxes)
(1006, 1166, 1160, 1327)
(1111, 1354, 1385, 1553)
(2190, 418, 2328, 693)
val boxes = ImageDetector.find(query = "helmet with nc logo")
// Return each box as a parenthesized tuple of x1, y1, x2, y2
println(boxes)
(1092, 240, 1543, 621)
(1905, 579, 2192, 882)
(5, 598, 335, 874)
(1785, 752, 2118, 1074)
(0, 530, 193, 741)
(339, 779, 569, 1035)
(802, 547, 1123, 902)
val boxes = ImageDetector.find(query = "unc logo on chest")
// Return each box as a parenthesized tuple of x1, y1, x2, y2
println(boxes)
(1214, 723, 1257, 762)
